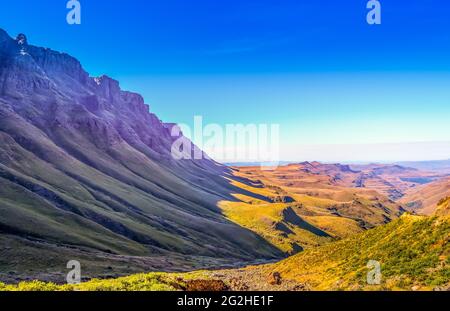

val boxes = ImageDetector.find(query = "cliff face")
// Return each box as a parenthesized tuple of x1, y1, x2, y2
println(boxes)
(1, 31, 184, 160)
(0, 29, 282, 280)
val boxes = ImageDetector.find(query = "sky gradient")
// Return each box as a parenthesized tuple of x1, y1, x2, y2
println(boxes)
(1, 0, 449, 162)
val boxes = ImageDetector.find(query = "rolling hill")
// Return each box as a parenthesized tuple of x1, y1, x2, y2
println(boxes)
(216, 164, 405, 254)
(400, 177, 450, 215)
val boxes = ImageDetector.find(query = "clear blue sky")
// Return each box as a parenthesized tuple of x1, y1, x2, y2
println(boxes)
(1, 0, 449, 162)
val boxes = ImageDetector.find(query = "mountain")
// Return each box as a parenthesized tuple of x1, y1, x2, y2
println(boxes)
(277, 162, 443, 201)
(396, 159, 450, 173)
(348, 163, 446, 199)
(2, 28, 445, 288)
(0, 29, 283, 282)
(400, 177, 450, 215)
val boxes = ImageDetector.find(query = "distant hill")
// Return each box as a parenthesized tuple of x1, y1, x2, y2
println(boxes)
(229, 159, 450, 174)
(220, 164, 405, 255)
(396, 159, 450, 173)
(234, 162, 443, 200)
(400, 177, 450, 215)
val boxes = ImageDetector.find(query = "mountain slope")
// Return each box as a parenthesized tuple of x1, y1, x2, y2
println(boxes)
(400, 177, 450, 215)
(0, 29, 283, 282)
(267, 214, 450, 290)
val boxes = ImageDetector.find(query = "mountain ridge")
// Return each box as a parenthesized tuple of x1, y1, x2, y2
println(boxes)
(0, 29, 283, 282)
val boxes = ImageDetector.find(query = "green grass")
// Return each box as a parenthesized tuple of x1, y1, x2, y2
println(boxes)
(270, 214, 450, 290)
(0, 120, 283, 281)
(0, 273, 182, 291)
(436, 197, 450, 216)
(3, 215, 448, 291)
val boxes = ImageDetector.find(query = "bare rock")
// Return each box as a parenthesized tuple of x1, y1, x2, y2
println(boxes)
(268, 272, 282, 285)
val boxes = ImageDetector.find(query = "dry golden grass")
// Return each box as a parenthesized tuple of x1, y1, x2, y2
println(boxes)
(217, 165, 404, 254)
(266, 214, 450, 290)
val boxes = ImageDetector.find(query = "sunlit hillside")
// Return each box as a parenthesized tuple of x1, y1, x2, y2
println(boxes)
(436, 197, 450, 216)
(401, 177, 450, 215)
(268, 214, 450, 290)
(4, 214, 448, 291)
(218, 165, 404, 254)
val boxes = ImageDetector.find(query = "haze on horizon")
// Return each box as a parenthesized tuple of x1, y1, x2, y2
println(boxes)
(219, 141, 450, 165)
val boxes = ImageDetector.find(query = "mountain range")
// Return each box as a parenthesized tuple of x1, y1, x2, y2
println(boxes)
(0, 28, 449, 287)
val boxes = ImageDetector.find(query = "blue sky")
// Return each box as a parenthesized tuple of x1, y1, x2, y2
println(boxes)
(1, 0, 449, 162)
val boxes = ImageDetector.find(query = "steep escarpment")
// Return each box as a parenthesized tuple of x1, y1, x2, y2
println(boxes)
(0, 29, 282, 282)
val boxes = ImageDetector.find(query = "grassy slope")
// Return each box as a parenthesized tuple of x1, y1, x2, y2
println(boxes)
(269, 214, 450, 290)
(401, 177, 450, 215)
(4, 214, 448, 291)
(217, 167, 403, 254)
(0, 273, 189, 291)
(218, 177, 335, 253)
(1, 118, 405, 281)
(0, 113, 282, 283)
